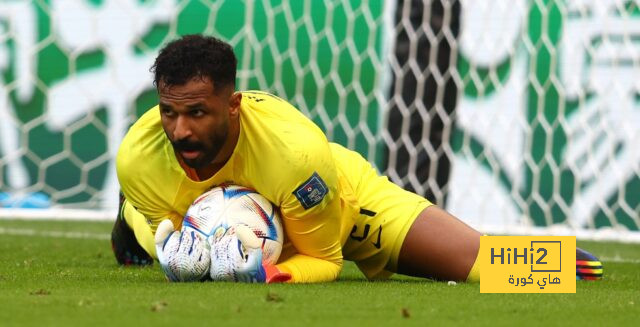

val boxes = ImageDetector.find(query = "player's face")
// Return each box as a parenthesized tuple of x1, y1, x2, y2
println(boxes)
(158, 77, 240, 169)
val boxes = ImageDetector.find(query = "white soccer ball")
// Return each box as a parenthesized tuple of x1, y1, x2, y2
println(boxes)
(184, 184, 284, 265)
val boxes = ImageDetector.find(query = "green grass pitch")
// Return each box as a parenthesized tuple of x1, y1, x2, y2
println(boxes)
(0, 219, 638, 326)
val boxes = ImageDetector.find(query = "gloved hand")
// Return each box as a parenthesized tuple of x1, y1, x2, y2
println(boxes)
(154, 219, 211, 282)
(209, 224, 291, 283)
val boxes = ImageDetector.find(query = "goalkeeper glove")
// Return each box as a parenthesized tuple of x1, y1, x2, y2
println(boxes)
(261, 261, 292, 283)
(209, 224, 291, 283)
(154, 219, 211, 282)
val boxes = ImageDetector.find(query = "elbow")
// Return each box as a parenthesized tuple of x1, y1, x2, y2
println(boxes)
(327, 257, 343, 281)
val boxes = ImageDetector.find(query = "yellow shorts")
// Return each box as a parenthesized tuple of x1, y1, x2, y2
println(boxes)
(332, 145, 432, 280)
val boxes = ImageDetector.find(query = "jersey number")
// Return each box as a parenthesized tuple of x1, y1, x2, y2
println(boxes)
(350, 224, 382, 249)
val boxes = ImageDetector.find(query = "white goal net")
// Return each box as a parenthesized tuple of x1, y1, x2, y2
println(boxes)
(0, 0, 638, 241)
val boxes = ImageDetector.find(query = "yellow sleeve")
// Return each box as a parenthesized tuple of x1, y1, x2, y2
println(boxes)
(121, 199, 157, 258)
(276, 192, 343, 283)
(273, 147, 344, 283)
(115, 110, 185, 232)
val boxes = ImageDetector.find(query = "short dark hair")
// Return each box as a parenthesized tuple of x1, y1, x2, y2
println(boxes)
(151, 34, 237, 92)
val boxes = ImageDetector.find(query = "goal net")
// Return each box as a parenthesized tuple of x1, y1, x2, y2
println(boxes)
(0, 0, 638, 241)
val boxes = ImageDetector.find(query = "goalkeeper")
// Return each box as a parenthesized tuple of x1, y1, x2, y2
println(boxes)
(111, 34, 601, 283)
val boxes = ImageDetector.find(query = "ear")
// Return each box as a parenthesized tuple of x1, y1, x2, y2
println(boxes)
(229, 91, 242, 116)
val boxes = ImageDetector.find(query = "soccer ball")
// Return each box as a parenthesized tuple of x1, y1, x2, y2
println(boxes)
(156, 185, 284, 282)
(184, 184, 284, 264)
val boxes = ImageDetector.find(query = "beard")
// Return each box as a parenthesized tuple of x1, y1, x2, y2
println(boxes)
(171, 123, 229, 169)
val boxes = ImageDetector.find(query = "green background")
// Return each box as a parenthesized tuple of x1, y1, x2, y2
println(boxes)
(0, 0, 638, 231)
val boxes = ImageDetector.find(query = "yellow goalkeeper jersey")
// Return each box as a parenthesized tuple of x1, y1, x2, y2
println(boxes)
(117, 91, 361, 282)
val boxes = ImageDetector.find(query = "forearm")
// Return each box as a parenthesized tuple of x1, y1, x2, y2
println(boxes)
(121, 199, 157, 258)
(276, 254, 343, 283)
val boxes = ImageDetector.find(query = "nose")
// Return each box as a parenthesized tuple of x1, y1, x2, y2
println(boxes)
(173, 115, 192, 140)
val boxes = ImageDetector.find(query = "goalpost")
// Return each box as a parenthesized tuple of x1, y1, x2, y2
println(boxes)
(0, 0, 638, 242)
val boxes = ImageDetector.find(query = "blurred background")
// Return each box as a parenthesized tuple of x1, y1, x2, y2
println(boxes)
(0, 0, 638, 241)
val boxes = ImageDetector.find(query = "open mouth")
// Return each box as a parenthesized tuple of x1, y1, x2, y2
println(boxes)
(180, 150, 202, 160)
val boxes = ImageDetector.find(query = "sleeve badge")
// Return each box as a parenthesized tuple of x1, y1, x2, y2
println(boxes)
(293, 172, 329, 209)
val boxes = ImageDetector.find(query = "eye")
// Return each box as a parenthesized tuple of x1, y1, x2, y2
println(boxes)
(190, 109, 205, 117)
(159, 105, 174, 117)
